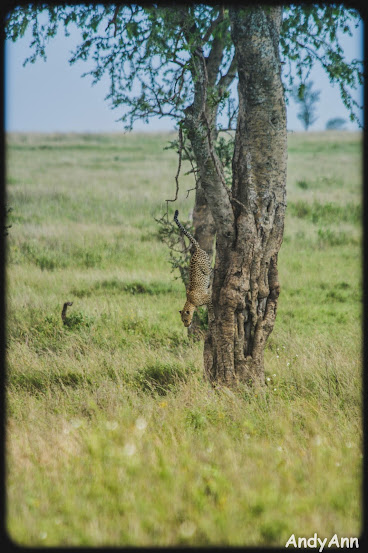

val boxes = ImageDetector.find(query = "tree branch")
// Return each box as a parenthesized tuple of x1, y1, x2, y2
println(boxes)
(166, 126, 184, 213)
(183, 44, 235, 241)
(202, 6, 225, 44)
(205, 34, 226, 89)
(105, 5, 120, 37)
(218, 54, 237, 92)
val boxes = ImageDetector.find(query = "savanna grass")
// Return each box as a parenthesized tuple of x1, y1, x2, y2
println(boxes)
(6, 131, 362, 546)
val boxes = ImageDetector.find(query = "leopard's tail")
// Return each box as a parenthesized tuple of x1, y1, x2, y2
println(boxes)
(174, 210, 199, 248)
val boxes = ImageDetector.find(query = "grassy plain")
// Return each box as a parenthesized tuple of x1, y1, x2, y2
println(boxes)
(5, 130, 362, 546)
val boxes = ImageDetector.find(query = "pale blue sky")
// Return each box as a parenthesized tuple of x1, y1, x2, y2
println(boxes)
(5, 18, 364, 133)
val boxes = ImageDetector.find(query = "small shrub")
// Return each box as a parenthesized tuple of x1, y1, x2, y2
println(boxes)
(70, 287, 92, 298)
(260, 520, 288, 544)
(36, 254, 58, 271)
(122, 281, 174, 295)
(325, 290, 347, 303)
(63, 311, 94, 330)
(33, 314, 60, 335)
(337, 281, 350, 290)
(296, 179, 308, 189)
(134, 361, 190, 395)
(54, 371, 86, 388)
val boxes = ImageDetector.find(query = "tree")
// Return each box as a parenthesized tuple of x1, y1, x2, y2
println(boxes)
(6, 4, 363, 386)
(326, 117, 347, 130)
(292, 80, 321, 130)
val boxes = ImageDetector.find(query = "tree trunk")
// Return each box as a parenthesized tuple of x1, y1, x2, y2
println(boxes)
(183, 6, 286, 386)
(204, 6, 287, 386)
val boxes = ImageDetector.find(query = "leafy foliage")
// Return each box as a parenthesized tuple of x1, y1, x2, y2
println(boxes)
(62, 310, 94, 330)
(155, 213, 193, 287)
(5, 5, 363, 127)
(280, 4, 363, 124)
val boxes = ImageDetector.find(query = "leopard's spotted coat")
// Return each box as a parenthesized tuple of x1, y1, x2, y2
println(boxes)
(174, 210, 214, 327)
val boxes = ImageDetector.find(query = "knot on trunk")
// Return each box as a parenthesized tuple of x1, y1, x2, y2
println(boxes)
(270, 283, 280, 300)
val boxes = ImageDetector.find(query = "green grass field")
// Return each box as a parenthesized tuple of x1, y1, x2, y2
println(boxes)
(5, 130, 362, 546)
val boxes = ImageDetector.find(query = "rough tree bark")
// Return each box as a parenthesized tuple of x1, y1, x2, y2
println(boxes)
(185, 5, 287, 385)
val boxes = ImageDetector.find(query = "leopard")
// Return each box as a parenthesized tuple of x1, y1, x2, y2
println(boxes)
(174, 210, 214, 328)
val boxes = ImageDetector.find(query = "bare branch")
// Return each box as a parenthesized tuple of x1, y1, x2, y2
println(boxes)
(186, 186, 197, 198)
(168, 65, 187, 102)
(218, 54, 237, 92)
(165, 126, 184, 218)
(202, 6, 225, 44)
(105, 5, 120, 37)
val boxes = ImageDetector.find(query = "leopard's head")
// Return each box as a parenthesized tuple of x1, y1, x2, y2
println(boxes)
(179, 302, 196, 327)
